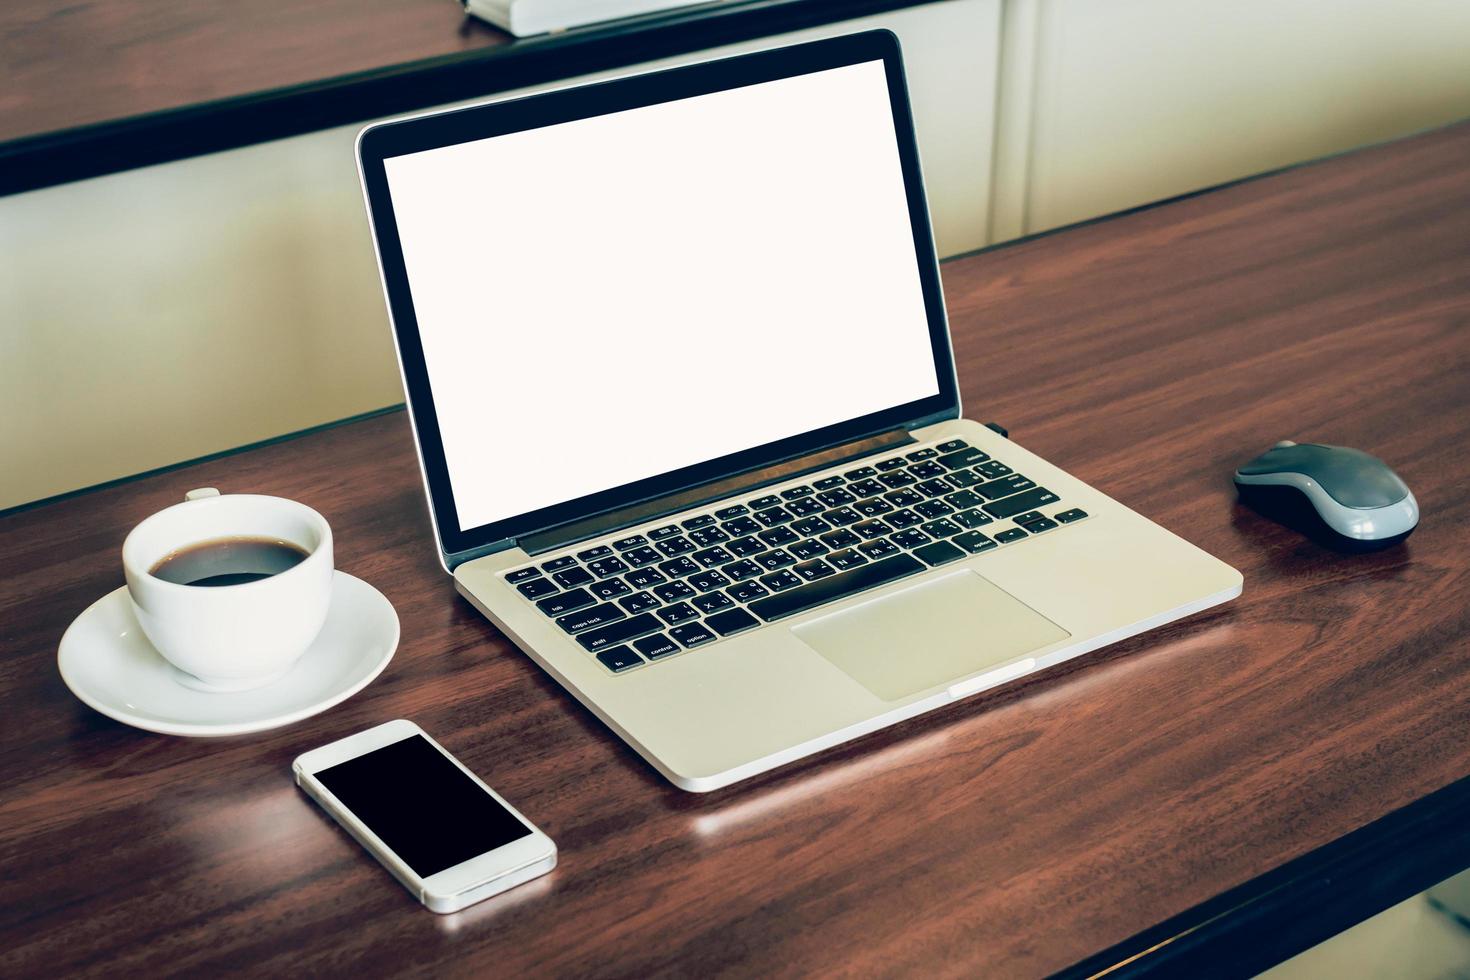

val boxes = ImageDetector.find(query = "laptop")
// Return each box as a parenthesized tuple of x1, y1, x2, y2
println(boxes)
(356, 30, 1242, 792)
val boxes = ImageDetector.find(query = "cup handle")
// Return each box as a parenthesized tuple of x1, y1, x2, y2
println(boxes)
(185, 487, 221, 501)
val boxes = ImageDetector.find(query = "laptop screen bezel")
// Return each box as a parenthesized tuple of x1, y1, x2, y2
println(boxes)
(358, 30, 959, 560)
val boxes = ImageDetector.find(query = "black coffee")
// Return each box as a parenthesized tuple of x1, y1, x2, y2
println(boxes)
(150, 536, 309, 587)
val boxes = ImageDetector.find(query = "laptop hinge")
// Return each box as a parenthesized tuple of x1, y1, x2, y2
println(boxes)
(519, 428, 918, 557)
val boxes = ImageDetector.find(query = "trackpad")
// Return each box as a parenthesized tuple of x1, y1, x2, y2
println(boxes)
(792, 570, 1070, 702)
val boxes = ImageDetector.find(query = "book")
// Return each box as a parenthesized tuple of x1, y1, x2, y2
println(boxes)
(464, 0, 719, 37)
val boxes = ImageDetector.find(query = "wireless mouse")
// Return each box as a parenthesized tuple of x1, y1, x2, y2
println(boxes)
(1234, 441, 1418, 551)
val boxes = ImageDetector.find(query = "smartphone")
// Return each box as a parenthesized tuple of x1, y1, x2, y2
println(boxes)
(294, 719, 556, 913)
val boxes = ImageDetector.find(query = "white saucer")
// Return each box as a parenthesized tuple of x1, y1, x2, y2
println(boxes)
(58, 571, 399, 737)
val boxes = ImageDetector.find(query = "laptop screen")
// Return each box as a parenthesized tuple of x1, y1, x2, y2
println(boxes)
(382, 58, 942, 534)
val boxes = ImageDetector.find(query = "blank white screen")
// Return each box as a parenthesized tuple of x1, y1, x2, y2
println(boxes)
(385, 59, 940, 532)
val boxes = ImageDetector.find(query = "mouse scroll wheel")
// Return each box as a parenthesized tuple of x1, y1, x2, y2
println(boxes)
(1273, 440, 1298, 449)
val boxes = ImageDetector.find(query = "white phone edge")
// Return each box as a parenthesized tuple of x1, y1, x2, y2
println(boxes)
(293, 718, 557, 913)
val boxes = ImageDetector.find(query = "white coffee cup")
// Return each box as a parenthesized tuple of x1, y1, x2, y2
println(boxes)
(122, 489, 334, 692)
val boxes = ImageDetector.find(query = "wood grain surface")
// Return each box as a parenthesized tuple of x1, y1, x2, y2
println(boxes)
(2, 121, 1468, 978)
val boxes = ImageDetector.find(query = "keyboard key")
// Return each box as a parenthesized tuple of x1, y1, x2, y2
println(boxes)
(853, 519, 892, 540)
(724, 559, 763, 581)
(758, 525, 798, 547)
(819, 528, 862, 550)
(750, 554, 925, 622)
(1055, 508, 1089, 524)
(596, 646, 643, 673)
(657, 602, 700, 625)
(875, 457, 907, 471)
(722, 516, 761, 536)
(728, 535, 764, 557)
(906, 448, 938, 461)
(557, 602, 625, 634)
(681, 514, 716, 530)
(994, 527, 1029, 544)
(890, 528, 931, 549)
(936, 439, 968, 453)
(781, 484, 815, 500)
(791, 516, 831, 536)
(693, 591, 734, 614)
(848, 478, 886, 498)
(590, 578, 632, 599)
(975, 461, 1014, 479)
(844, 466, 878, 480)
(811, 487, 858, 511)
(623, 546, 661, 567)
(749, 494, 782, 510)
(714, 504, 749, 520)
(789, 538, 830, 560)
(688, 526, 730, 547)
(619, 590, 661, 613)
(728, 580, 770, 603)
(1012, 511, 1045, 525)
(589, 557, 629, 578)
(944, 490, 984, 510)
(648, 524, 682, 541)
(878, 470, 917, 488)
(706, 607, 760, 637)
(759, 569, 803, 592)
(613, 534, 647, 552)
(670, 622, 717, 648)
(577, 613, 662, 652)
(1019, 516, 1059, 533)
(947, 469, 983, 488)
(883, 488, 923, 508)
(827, 548, 868, 571)
(814, 475, 846, 490)
(858, 539, 900, 560)
(887, 509, 923, 529)
(984, 487, 1061, 519)
(976, 474, 1032, 500)
(937, 446, 989, 470)
(755, 549, 796, 570)
(536, 587, 595, 616)
(653, 581, 696, 603)
(542, 556, 578, 573)
(626, 568, 668, 589)
(920, 518, 962, 538)
(913, 500, 955, 519)
(517, 578, 560, 600)
(659, 556, 700, 578)
(910, 461, 947, 480)
(688, 570, 731, 592)
(853, 498, 894, 518)
(913, 540, 965, 566)
(506, 568, 542, 584)
(634, 633, 680, 660)
(953, 508, 994, 529)
(825, 506, 862, 526)
(551, 567, 593, 589)
(692, 545, 734, 568)
(917, 478, 954, 498)
(656, 536, 696, 556)
(953, 531, 997, 554)
(754, 506, 795, 527)
(794, 559, 836, 582)
(577, 545, 612, 562)
(787, 496, 825, 517)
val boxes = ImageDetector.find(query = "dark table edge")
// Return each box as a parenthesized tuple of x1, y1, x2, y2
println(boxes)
(1054, 772, 1470, 979)
(0, 0, 929, 198)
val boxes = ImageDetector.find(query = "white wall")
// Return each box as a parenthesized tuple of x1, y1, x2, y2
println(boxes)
(994, 0, 1470, 237)
(0, 0, 1000, 511)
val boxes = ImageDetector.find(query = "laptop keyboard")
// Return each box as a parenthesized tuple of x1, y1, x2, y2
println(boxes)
(503, 439, 1090, 674)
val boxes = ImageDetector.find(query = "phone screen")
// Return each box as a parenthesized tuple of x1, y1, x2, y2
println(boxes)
(315, 734, 531, 878)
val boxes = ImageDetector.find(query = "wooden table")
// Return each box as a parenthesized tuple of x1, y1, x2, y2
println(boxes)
(0, 0, 927, 195)
(3, 121, 1469, 978)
